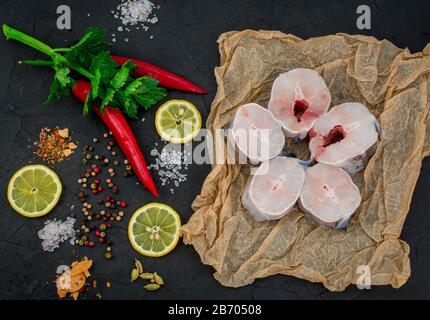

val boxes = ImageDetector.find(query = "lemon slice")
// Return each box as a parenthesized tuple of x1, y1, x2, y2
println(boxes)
(155, 99, 202, 144)
(128, 203, 181, 257)
(7, 164, 62, 218)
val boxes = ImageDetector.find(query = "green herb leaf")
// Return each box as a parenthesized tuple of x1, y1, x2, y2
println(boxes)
(124, 78, 143, 96)
(110, 60, 136, 90)
(134, 89, 167, 109)
(101, 87, 115, 113)
(124, 98, 138, 119)
(115, 91, 138, 118)
(83, 88, 92, 116)
(65, 49, 91, 70)
(132, 77, 167, 110)
(66, 28, 110, 69)
(91, 69, 101, 99)
(55, 66, 71, 87)
(71, 28, 109, 53)
(45, 79, 68, 104)
(132, 85, 167, 110)
(136, 76, 159, 90)
(90, 51, 118, 82)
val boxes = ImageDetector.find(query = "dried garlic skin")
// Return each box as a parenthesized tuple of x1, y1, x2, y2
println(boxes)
(55, 258, 93, 300)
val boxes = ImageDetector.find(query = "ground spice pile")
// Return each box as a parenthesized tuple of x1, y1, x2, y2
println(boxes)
(34, 127, 77, 164)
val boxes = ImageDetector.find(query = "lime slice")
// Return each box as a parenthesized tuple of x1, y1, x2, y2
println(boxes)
(128, 203, 181, 257)
(155, 99, 202, 144)
(7, 164, 62, 218)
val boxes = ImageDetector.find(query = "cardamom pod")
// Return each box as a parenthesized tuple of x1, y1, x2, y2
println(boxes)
(134, 259, 144, 274)
(139, 272, 154, 280)
(153, 272, 164, 285)
(144, 283, 160, 291)
(130, 268, 139, 282)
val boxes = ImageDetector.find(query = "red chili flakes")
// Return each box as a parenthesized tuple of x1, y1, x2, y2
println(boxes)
(34, 127, 77, 164)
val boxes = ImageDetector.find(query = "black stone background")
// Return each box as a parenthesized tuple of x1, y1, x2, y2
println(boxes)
(0, 0, 429, 300)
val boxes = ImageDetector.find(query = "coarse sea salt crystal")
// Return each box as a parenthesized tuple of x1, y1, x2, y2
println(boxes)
(149, 146, 188, 193)
(111, 0, 159, 42)
(37, 217, 77, 252)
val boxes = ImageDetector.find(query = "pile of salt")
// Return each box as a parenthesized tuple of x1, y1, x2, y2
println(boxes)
(149, 144, 189, 194)
(111, 0, 160, 42)
(37, 217, 77, 252)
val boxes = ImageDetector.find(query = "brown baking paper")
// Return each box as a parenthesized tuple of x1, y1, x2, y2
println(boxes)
(181, 30, 430, 291)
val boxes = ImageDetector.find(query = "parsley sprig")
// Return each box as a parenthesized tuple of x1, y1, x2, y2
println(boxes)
(3, 25, 167, 118)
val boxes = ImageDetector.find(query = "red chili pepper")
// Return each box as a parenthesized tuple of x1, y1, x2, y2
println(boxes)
(111, 55, 208, 94)
(72, 80, 159, 198)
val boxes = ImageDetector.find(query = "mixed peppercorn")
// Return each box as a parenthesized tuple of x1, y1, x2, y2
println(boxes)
(73, 132, 134, 259)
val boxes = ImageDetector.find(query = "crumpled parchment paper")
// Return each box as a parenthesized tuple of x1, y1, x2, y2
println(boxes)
(182, 30, 430, 291)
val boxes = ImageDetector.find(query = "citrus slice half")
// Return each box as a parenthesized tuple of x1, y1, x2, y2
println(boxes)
(155, 99, 202, 144)
(7, 164, 62, 218)
(128, 203, 181, 257)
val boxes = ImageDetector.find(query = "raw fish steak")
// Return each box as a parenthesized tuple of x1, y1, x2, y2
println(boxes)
(228, 103, 285, 164)
(242, 157, 305, 221)
(299, 163, 361, 229)
(309, 102, 379, 174)
(268, 69, 331, 140)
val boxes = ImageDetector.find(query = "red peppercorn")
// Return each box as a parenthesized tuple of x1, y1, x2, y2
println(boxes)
(99, 237, 105, 244)
(92, 189, 98, 195)
(94, 179, 101, 184)
(84, 241, 89, 246)
(97, 186, 103, 192)
(88, 241, 95, 247)
(94, 167, 101, 174)
(107, 224, 112, 228)
(95, 231, 100, 237)
(120, 201, 127, 208)
(105, 195, 111, 201)
(86, 168, 92, 173)
(106, 178, 112, 184)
